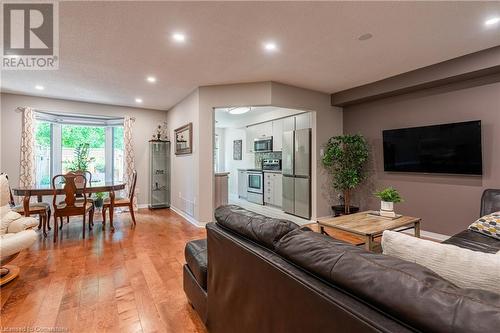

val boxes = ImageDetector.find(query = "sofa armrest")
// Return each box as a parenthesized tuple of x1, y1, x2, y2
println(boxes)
(0, 229, 37, 258)
(7, 217, 38, 233)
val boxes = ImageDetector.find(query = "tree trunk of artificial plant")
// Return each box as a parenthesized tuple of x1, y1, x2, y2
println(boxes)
(344, 189, 351, 214)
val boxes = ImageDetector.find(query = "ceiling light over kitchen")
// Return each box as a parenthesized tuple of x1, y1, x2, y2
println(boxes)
(228, 107, 251, 115)
(35, 85, 44, 90)
(263, 41, 278, 52)
(172, 32, 186, 43)
(135, 98, 143, 104)
(146, 76, 157, 83)
(485, 17, 500, 26)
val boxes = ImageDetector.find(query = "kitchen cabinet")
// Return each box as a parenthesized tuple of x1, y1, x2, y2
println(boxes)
(264, 172, 282, 207)
(246, 126, 257, 152)
(254, 122, 273, 139)
(295, 112, 312, 130)
(272, 118, 284, 151)
(283, 116, 295, 132)
(238, 170, 248, 198)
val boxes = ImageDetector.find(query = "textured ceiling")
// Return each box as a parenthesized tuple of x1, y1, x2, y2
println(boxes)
(2, 1, 500, 110)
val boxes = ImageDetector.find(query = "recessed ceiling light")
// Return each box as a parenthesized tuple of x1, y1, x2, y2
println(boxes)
(228, 107, 251, 115)
(263, 42, 278, 52)
(146, 76, 157, 83)
(35, 85, 44, 90)
(358, 33, 373, 41)
(484, 17, 500, 26)
(135, 98, 143, 104)
(172, 32, 186, 43)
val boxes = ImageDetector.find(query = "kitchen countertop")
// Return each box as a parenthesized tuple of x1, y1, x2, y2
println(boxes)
(263, 170, 282, 174)
(238, 168, 282, 174)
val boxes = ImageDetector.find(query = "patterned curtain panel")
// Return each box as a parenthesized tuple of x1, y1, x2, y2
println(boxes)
(124, 116, 137, 210)
(18, 107, 36, 188)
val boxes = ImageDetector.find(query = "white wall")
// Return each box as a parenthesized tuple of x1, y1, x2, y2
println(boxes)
(165, 89, 199, 218)
(222, 127, 254, 197)
(0, 93, 167, 205)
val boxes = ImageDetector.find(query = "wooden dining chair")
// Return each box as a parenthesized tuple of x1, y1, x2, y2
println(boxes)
(59, 170, 94, 228)
(52, 172, 94, 242)
(1, 173, 51, 237)
(102, 170, 137, 228)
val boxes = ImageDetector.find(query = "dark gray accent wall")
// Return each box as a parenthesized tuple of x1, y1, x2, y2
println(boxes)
(343, 74, 500, 235)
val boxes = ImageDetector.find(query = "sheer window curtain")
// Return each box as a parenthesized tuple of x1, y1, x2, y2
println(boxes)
(18, 107, 36, 188)
(124, 116, 137, 211)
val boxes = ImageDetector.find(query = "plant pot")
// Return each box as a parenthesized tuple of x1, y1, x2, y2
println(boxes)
(332, 205, 359, 217)
(94, 198, 104, 209)
(380, 201, 394, 212)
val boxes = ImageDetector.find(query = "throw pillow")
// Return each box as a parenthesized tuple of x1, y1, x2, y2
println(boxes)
(468, 212, 500, 240)
(0, 205, 22, 235)
(382, 230, 500, 294)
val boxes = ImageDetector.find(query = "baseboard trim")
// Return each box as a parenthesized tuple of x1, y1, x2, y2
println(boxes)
(170, 205, 204, 228)
(403, 229, 450, 242)
(137, 204, 148, 209)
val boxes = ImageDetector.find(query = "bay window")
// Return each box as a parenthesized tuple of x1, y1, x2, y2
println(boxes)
(34, 112, 124, 186)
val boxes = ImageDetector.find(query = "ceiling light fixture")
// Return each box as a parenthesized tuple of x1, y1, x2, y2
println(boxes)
(263, 41, 278, 52)
(135, 98, 143, 104)
(146, 76, 157, 83)
(172, 32, 186, 43)
(228, 107, 251, 115)
(35, 85, 44, 90)
(484, 17, 500, 26)
(358, 33, 373, 41)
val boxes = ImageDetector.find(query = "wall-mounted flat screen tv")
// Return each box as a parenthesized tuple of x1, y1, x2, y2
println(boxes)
(383, 120, 482, 175)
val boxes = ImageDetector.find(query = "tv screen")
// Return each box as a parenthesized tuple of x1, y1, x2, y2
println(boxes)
(383, 121, 482, 175)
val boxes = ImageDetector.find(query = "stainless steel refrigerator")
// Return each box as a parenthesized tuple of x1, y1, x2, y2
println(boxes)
(282, 128, 311, 219)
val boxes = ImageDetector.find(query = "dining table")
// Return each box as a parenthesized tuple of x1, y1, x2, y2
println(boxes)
(11, 181, 126, 232)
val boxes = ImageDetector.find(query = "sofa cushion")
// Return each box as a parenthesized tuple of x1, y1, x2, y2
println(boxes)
(0, 205, 22, 235)
(468, 211, 500, 240)
(275, 228, 500, 333)
(443, 229, 500, 254)
(214, 205, 299, 250)
(382, 230, 500, 294)
(185, 239, 208, 289)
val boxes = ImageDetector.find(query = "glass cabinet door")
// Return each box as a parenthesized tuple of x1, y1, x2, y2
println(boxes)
(149, 140, 170, 208)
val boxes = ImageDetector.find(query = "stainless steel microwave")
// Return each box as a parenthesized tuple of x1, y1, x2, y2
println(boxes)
(254, 137, 273, 152)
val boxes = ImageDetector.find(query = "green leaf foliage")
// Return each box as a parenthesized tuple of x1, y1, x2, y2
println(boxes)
(374, 187, 403, 203)
(68, 143, 95, 171)
(321, 134, 369, 192)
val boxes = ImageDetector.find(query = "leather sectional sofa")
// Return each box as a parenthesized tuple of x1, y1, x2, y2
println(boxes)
(183, 205, 500, 333)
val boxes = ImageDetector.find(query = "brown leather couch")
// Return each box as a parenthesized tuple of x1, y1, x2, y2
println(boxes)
(183, 205, 500, 333)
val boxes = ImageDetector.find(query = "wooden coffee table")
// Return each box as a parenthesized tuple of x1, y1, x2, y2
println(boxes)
(317, 211, 421, 252)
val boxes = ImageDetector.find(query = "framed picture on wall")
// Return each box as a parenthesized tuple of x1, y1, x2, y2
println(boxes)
(233, 140, 242, 160)
(174, 123, 193, 155)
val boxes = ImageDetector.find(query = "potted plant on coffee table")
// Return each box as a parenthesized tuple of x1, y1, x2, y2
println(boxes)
(322, 134, 369, 215)
(374, 187, 403, 217)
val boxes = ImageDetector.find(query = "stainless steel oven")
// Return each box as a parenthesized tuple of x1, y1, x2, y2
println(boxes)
(247, 170, 264, 204)
(254, 137, 273, 152)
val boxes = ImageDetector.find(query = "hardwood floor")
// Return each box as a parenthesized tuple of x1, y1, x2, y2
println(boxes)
(0, 208, 207, 333)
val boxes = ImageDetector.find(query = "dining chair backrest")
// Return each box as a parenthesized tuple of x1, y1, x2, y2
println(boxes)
(0, 173, 15, 207)
(52, 172, 88, 211)
(129, 170, 137, 200)
(74, 170, 92, 197)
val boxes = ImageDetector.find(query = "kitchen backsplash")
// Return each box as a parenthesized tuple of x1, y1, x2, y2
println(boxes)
(255, 151, 282, 168)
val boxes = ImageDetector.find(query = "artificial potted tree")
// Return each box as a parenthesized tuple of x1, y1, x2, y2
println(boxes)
(374, 187, 403, 217)
(322, 134, 369, 215)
